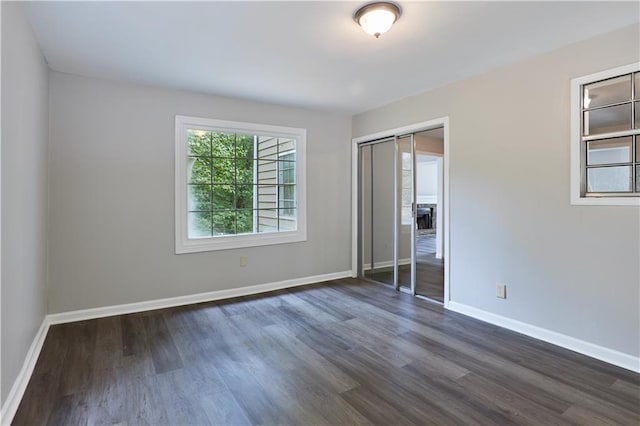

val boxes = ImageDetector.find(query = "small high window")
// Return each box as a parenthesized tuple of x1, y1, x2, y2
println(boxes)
(571, 63, 640, 206)
(175, 116, 306, 253)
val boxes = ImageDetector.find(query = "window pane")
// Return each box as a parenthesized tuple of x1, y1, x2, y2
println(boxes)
(279, 211, 297, 231)
(212, 157, 235, 184)
(236, 159, 254, 185)
(586, 137, 632, 165)
(279, 138, 296, 153)
(583, 75, 631, 109)
(278, 185, 295, 201)
(278, 155, 296, 170)
(635, 101, 640, 129)
(587, 166, 632, 192)
(212, 211, 236, 235)
(584, 103, 631, 136)
(188, 184, 211, 211)
(212, 184, 234, 210)
(257, 136, 278, 160)
(257, 160, 277, 186)
(236, 134, 254, 160)
(188, 157, 212, 184)
(635, 73, 640, 100)
(188, 212, 212, 237)
(636, 166, 640, 192)
(235, 185, 254, 209)
(236, 210, 254, 234)
(278, 184, 296, 215)
(257, 185, 277, 211)
(637, 138, 640, 162)
(278, 157, 295, 185)
(179, 117, 305, 249)
(212, 132, 235, 158)
(256, 209, 278, 233)
(187, 130, 211, 156)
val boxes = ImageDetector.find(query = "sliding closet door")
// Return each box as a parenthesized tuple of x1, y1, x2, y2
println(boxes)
(371, 140, 396, 285)
(360, 144, 373, 280)
(359, 138, 396, 286)
(396, 134, 416, 293)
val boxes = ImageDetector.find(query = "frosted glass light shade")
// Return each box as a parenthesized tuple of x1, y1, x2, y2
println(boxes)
(354, 2, 401, 38)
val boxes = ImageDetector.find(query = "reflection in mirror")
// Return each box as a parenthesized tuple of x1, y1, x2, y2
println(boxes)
(583, 75, 630, 109)
(414, 128, 445, 303)
(371, 140, 396, 286)
(360, 141, 396, 286)
(397, 136, 412, 291)
(360, 145, 372, 280)
(587, 166, 632, 192)
(584, 104, 631, 136)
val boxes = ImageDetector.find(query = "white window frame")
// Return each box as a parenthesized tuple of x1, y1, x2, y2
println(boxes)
(175, 115, 307, 254)
(570, 62, 640, 206)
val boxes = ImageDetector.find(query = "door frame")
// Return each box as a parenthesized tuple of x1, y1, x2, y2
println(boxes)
(351, 117, 451, 308)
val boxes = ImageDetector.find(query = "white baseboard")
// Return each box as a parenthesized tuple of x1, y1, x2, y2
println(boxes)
(7, 276, 635, 426)
(1, 317, 50, 426)
(362, 258, 411, 271)
(447, 301, 640, 373)
(48, 270, 352, 324)
(1, 270, 351, 425)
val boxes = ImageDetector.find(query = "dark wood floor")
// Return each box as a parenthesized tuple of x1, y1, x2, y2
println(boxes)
(13, 278, 640, 425)
(366, 234, 445, 302)
(414, 234, 444, 302)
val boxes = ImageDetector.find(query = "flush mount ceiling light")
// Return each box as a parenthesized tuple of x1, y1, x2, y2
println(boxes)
(354, 2, 401, 39)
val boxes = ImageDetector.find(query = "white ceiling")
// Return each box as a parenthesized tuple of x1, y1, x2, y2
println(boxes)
(24, 1, 640, 114)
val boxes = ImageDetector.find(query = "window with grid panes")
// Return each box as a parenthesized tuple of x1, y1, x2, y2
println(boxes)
(175, 116, 306, 253)
(571, 63, 640, 205)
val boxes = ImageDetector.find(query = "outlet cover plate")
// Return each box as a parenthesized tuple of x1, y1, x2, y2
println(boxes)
(496, 284, 506, 299)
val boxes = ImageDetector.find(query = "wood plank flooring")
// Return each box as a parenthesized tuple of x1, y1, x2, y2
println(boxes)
(414, 234, 444, 302)
(366, 234, 445, 302)
(13, 278, 640, 425)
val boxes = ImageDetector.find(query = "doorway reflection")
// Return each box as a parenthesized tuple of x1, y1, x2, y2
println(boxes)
(397, 135, 413, 292)
(414, 129, 445, 302)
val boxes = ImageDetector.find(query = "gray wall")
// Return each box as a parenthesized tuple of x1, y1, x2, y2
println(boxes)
(48, 72, 352, 313)
(1, 1, 50, 405)
(353, 24, 640, 357)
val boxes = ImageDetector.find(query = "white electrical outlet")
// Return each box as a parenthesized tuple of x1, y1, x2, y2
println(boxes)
(496, 284, 507, 299)
(240, 255, 248, 267)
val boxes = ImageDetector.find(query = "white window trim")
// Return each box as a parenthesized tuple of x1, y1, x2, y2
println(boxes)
(570, 62, 640, 206)
(175, 115, 307, 254)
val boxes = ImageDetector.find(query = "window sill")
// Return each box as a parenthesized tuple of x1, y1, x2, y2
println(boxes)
(570, 195, 640, 206)
(175, 229, 307, 254)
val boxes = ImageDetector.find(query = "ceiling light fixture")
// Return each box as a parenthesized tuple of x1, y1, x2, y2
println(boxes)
(354, 2, 401, 39)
